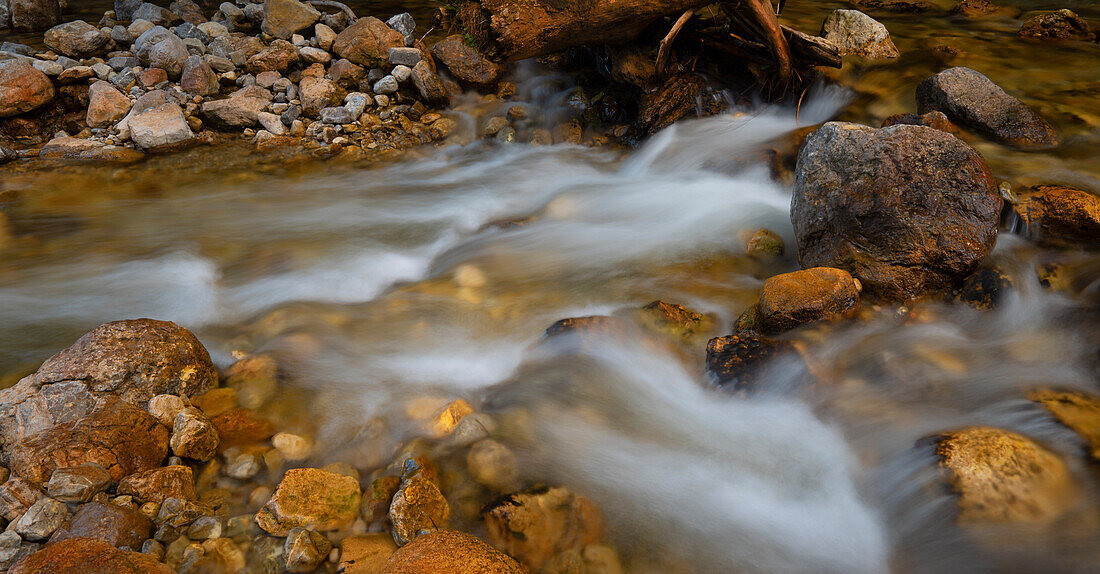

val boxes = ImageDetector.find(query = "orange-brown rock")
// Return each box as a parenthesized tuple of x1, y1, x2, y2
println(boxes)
(10, 537, 173, 574)
(483, 487, 603, 570)
(1029, 389, 1100, 461)
(209, 408, 276, 449)
(430, 35, 503, 92)
(117, 465, 197, 503)
(0, 62, 56, 118)
(630, 301, 714, 344)
(340, 533, 398, 574)
(389, 475, 450, 546)
(361, 476, 401, 524)
(1018, 9, 1094, 42)
(881, 110, 957, 134)
(8, 397, 170, 483)
(0, 478, 45, 521)
(380, 530, 523, 574)
(930, 426, 1077, 523)
(758, 267, 860, 334)
(50, 502, 152, 550)
(1014, 185, 1100, 249)
(32, 319, 218, 405)
(255, 468, 362, 536)
(333, 17, 404, 67)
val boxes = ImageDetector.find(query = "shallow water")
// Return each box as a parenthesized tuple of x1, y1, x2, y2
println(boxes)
(2, 2, 1100, 573)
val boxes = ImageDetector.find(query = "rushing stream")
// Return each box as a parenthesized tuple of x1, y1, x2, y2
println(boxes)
(1, 1, 1099, 573)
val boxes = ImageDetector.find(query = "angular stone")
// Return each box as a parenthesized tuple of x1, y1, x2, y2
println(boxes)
(299, 75, 341, 116)
(255, 468, 361, 536)
(33, 319, 217, 406)
(9, 536, 174, 574)
(389, 475, 450, 546)
(44, 20, 110, 58)
(0, 61, 55, 118)
(930, 426, 1077, 523)
(431, 35, 503, 91)
(0, 478, 44, 521)
(386, 13, 415, 47)
(180, 54, 219, 95)
(47, 464, 113, 503)
(170, 407, 219, 461)
(8, 397, 170, 484)
(284, 527, 332, 573)
(299, 46, 330, 64)
(125, 102, 194, 151)
(246, 38, 299, 74)
(170, 0, 206, 25)
(380, 530, 523, 574)
(118, 465, 196, 503)
(333, 16, 403, 68)
(388, 47, 421, 67)
(411, 60, 447, 104)
(821, 9, 899, 59)
(133, 3, 181, 27)
(13, 497, 68, 541)
(50, 502, 152, 550)
(10, 0, 60, 31)
(916, 67, 1059, 149)
(792, 122, 1001, 300)
(201, 92, 270, 127)
(155, 496, 209, 528)
(86, 80, 132, 128)
(261, 0, 320, 40)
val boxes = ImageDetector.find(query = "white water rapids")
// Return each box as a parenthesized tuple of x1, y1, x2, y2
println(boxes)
(2, 82, 1096, 573)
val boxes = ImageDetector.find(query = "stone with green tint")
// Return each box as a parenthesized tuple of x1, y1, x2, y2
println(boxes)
(255, 468, 361, 536)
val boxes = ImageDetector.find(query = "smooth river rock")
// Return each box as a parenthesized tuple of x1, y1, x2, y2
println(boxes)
(255, 468, 362, 536)
(821, 9, 899, 59)
(916, 67, 1059, 149)
(791, 122, 1001, 300)
(380, 530, 524, 574)
(758, 267, 861, 334)
(9, 537, 174, 574)
(0, 61, 55, 118)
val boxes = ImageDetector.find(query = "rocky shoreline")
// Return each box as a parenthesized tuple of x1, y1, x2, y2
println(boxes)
(1, 1, 1099, 573)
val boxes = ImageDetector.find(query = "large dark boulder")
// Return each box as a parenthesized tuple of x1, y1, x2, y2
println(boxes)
(791, 122, 1001, 300)
(916, 67, 1059, 149)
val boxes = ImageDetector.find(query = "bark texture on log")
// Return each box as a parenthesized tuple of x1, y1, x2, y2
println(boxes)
(456, 0, 713, 62)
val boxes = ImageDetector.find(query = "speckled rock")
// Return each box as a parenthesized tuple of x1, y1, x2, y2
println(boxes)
(380, 530, 523, 574)
(821, 10, 899, 59)
(9, 536, 173, 574)
(758, 267, 861, 334)
(483, 487, 603, 571)
(255, 468, 362, 536)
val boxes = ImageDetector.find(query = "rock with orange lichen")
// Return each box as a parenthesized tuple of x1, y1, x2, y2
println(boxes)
(380, 530, 523, 574)
(483, 486, 604, 571)
(255, 468, 362, 536)
(10, 537, 173, 574)
(929, 426, 1078, 523)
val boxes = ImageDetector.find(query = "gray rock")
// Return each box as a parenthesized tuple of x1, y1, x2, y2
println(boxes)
(916, 66, 1059, 149)
(133, 2, 181, 26)
(320, 106, 355, 124)
(170, 0, 206, 25)
(386, 13, 415, 47)
(261, 0, 320, 40)
(43, 20, 109, 58)
(388, 46, 421, 67)
(821, 9, 898, 59)
(186, 515, 222, 539)
(280, 103, 298, 126)
(134, 25, 189, 78)
(107, 55, 139, 71)
(180, 54, 219, 95)
(91, 62, 112, 79)
(0, 531, 21, 567)
(792, 122, 1001, 300)
(172, 21, 209, 43)
(298, 46, 330, 64)
(31, 58, 63, 76)
(345, 92, 368, 116)
(392, 64, 412, 83)
(0, 477, 44, 521)
(47, 464, 113, 503)
(0, 41, 34, 56)
(114, 0, 142, 21)
(0, 0, 11, 30)
(373, 75, 398, 94)
(110, 24, 131, 43)
(13, 497, 68, 541)
(129, 102, 194, 150)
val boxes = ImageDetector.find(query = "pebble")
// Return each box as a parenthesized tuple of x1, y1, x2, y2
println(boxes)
(272, 432, 312, 461)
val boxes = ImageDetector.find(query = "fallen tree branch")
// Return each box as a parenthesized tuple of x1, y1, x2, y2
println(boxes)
(657, 10, 695, 79)
(307, 0, 357, 22)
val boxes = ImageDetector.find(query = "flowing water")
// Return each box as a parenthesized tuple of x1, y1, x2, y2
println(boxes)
(2, 1, 1099, 573)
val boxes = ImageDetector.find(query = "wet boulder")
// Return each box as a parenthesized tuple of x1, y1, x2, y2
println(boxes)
(86, 81, 132, 128)
(431, 35, 504, 92)
(261, 0, 319, 40)
(50, 502, 152, 549)
(791, 122, 1001, 300)
(629, 300, 715, 344)
(43, 20, 110, 59)
(7, 397, 170, 483)
(9, 537, 173, 574)
(821, 9, 899, 59)
(1018, 9, 1094, 42)
(0, 61, 55, 118)
(950, 0, 1019, 18)
(1029, 389, 1100, 462)
(380, 530, 524, 574)
(916, 67, 1059, 149)
(340, 534, 397, 574)
(759, 267, 861, 334)
(389, 471, 450, 546)
(9, 0, 60, 31)
(32, 319, 216, 405)
(705, 333, 808, 392)
(483, 487, 603, 571)
(333, 16, 404, 68)
(411, 60, 448, 104)
(929, 426, 1077, 523)
(255, 468, 362, 536)
(1013, 185, 1100, 249)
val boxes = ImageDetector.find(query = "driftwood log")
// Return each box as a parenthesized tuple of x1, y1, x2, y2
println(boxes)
(454, 0, 792, 72)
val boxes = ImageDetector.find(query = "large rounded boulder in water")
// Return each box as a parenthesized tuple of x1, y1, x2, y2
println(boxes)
(380, 530, 523, 574)
(791, 122, 1002, 301)
(33, 318, 218, 405)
